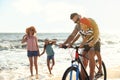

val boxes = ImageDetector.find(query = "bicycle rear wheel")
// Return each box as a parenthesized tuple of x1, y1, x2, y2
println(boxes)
(62, 66, 82, 80)
(95, 60, 107, 80)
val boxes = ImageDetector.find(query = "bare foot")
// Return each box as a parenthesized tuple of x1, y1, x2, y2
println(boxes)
(36, 74, 39, 79)
(31, 74, 34, 77)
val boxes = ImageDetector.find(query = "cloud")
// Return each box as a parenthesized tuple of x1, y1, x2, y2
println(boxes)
(1, 0, 120, 33)
(10, 0, 88, 33)
(12, 0, 43, 15)
(12, 0, 87, 22)
(41, 2, 87, 23)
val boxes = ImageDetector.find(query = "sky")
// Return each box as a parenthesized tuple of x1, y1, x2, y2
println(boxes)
(0, 0, 120, 33)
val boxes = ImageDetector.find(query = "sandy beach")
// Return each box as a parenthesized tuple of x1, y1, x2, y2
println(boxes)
(0, 53, 120, 80)
(39, 66, 120, 80)
(0, 50, 120, 80)
(107, 66, 120, 79)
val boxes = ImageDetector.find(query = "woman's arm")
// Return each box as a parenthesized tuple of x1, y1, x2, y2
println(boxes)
(21, 35, 27, 43)
(35, 36, 40, 56)
(35, 36, 39, 50)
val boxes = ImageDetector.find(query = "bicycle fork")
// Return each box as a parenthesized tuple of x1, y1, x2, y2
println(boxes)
(70, 64, 79, 80)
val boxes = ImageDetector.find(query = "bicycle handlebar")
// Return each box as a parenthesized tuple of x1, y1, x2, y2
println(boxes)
(61, 45, 80, 49)
(61, 45, 89, 60)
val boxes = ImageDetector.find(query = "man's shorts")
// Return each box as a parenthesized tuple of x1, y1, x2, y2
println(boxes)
(47, 55, 54, 60)
(83, 41, 100, 52)
(27, 51, 39, 57)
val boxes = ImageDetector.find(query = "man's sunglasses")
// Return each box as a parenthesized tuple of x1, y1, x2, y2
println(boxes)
(74, 18, 79, 23)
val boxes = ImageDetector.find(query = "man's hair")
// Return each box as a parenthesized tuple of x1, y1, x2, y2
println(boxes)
(70, 13, 78, 19)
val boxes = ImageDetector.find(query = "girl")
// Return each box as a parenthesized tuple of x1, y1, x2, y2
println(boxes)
(40, 39, 56, 74)
(21, 26, 40, 77)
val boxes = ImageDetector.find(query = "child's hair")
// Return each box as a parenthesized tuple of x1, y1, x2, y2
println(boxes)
(26, 26, 36, 35)
(44, 38, 49, 42)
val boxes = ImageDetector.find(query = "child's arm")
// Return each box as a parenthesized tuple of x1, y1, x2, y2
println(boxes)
(40, 45, 46, 56)
(21, 34, 27, 43)
(49, 40, 56, 45)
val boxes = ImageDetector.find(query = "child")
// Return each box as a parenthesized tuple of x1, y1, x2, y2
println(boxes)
(21, 26, 40, 77)
(40, 39, 56, 74)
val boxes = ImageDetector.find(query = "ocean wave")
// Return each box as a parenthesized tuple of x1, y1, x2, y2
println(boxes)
(0, 39, 119, 51)
(0, 59, 18, 71)
(0, 39, 64, 50)
(105, 41, 117, 44)
(0, 33, 120, 50)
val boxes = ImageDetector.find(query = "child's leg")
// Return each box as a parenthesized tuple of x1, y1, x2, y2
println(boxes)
(28, 57, 33, 76)
(51, 58, 55, 70)
(34, 56, 38, 75)
(47, 59, 51, 74)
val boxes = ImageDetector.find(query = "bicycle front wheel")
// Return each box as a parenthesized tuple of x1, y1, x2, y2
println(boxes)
(95, 60, 107, 80)
(62, 66, 82, 80)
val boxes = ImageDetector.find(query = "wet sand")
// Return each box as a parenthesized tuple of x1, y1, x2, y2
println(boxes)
(52, 66, 120, 80)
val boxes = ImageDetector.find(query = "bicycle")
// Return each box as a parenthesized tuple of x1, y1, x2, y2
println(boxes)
(62, 46, 107, 80)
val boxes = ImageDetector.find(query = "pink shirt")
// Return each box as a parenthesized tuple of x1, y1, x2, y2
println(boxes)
(26, 36, 38, 51)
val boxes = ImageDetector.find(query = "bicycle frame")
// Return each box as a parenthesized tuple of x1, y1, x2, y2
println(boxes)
(62, 45, 106, 80)
(70, 46, 90, 80)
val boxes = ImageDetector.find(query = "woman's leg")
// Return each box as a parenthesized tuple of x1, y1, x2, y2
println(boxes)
(29, 57, 33, 76)
(34, 56, 38, 75)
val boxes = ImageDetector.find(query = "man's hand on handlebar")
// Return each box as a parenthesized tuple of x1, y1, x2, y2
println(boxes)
(59, 43, 72, 49)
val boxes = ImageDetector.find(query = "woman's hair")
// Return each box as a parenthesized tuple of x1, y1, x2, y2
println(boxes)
(26, 26, 36, 35)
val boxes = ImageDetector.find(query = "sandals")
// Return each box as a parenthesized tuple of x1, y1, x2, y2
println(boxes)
(95, 72, 103, 78)
(85, 72, 103, 80)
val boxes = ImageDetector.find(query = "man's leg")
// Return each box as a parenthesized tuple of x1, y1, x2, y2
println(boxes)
(88, 48, 95, 80)
(95, 41, 103, 77)
(95, 51, 103, 78)
(81, 51, 88, 80)
(96, 51, 102, 72)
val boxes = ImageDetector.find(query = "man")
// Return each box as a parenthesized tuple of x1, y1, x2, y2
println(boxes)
(61, 13, 102, 80)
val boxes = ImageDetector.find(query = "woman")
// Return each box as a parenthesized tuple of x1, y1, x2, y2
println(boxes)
(21, 26, 40, 77)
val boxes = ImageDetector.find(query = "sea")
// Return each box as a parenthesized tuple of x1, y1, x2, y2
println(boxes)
(0, 33, 120, 80)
